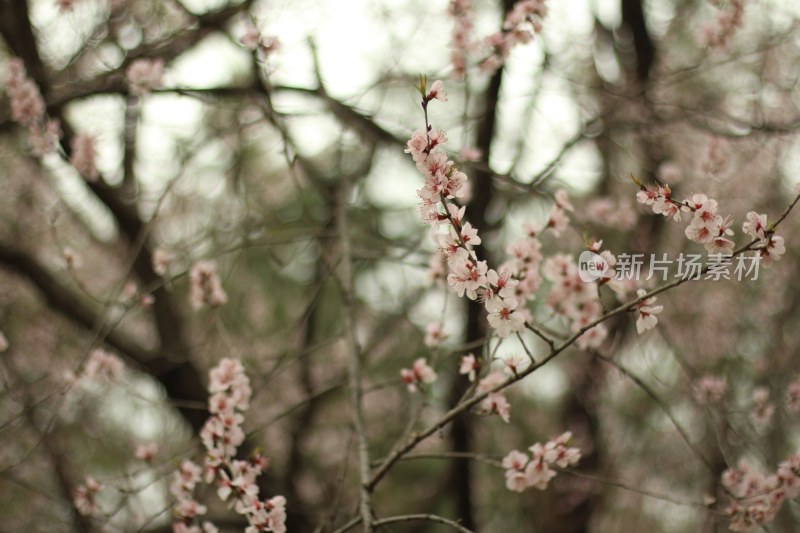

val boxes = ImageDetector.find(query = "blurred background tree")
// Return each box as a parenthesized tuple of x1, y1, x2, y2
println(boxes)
(2, 0, 800, 531)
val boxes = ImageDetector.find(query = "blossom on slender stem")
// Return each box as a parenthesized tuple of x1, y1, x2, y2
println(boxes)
(759, 235, 785, 266)
(634, 289, 663, 334)
(502, 432, 581, 492)
(175, 359, 287, 533)
(427, 80, 448, 102)
(742, 211, 768, 240)
(721, 452, 800, 532)
(486, 297, 526, 338)
(477, 371, 511, 422)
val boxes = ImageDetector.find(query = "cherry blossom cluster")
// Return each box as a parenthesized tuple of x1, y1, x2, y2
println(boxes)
(446, 0, 549, 76)
(448, 0, 474, 79)
(457, 356, 519, 423)
(400, 358, 437, 392)
(406, 80, 528, 339)
(197, 358, 287, 533)
(476, 370, 511, 422)
(542, 254, 608, 347)
(126, 59, 164, 96)
(722, 454, 800, 532)
(5, 58, 61, 156)
(498, 226, 542, 302)
(502, 432, 581, 492)
(190, 260, 228, 310)
(701, 0, 746, 49)
(636, 186, 736, 255)
(170, 459, 216, 532)
(742, 211, 785, 266)
(481, 0, 548, 73)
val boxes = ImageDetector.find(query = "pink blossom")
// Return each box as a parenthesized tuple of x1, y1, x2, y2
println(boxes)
(742, 211, 768, 240)
(759, 235, 785, 266)
(174, 499, 208, 520)
(486, 297, 526, 338)
(684, 220, 717, 244)
(427, 80, 447, 102)
(705, 235, 735, 255)
(459, 353, 478, 382)
(546, 206, 569, 236)
(447, 249, 488, 300)
(190, 260, 228, 309)
(477, 371, 511, 422)
(543, 432, 581, 468)
(554, 189, 574, 212)
(173, 460, 203, 492)
(502, 433, 581, 493)
(401, 358, 437, 392)
(636, 188, 657, 206)
(503, 354, 526, 376)
(502, 449, 528, 471)
(635, 289, 663, 334)
(459, 221, 481, 247)
(484, 267, 519, 302)
(424, 321, 446, 348)
(524, 456, 556, 490)
(404, 129, 429, 163)
(135, 442, 159, 462)
(73, 476, 102, 516)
